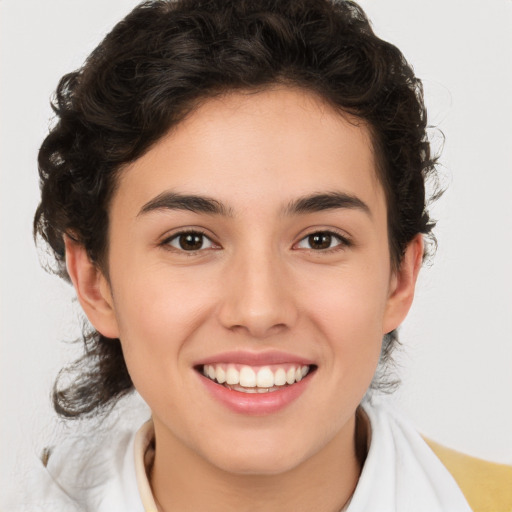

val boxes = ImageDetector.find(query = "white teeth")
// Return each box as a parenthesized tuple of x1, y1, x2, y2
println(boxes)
(216, 366, 226, 384)
(256, 367, 274, 387)
(226, 365, 239, 385)
(202, 363, 312, 389)
(239, 366, 256, 387)
(274, 368, 286, 386)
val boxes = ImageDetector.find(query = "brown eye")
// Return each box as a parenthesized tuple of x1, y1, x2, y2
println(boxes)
(296, 231, 346, 251)
(167, 231, 214, 251)
(179, 233, 204, 250)
(308, 233, 333, 250)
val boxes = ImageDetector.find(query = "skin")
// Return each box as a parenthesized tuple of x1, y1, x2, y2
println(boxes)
(65, 87, 423, 511)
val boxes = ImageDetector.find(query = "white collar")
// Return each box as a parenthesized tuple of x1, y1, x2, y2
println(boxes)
(133, 420, 159, 512)
(347, 399, 471, 512)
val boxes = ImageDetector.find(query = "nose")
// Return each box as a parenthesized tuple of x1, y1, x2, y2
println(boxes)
(217, 247, 298, 339)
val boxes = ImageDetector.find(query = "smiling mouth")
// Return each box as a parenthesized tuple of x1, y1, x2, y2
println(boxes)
(198, 363, 317, 394)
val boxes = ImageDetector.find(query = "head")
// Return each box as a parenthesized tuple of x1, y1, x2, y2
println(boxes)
(35, 0, 436, 428)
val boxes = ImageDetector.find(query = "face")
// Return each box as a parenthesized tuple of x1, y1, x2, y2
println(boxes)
(86, 87, 416, 475)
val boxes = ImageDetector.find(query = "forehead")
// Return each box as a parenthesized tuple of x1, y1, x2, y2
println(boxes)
(112, 87, 385, 218)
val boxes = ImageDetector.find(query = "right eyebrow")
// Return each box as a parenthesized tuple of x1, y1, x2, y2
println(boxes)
(284, 191, 371, 217)
(137, 192, 233, 217)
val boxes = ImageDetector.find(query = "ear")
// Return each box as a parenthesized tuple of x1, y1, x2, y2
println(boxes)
(382, 234, 423, 334)
(64, 235, 120, 339)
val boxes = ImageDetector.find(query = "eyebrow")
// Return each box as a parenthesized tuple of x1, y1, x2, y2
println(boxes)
(138, 192, 233, 217)
(138, 190, 370, 218)
(284, 192, 371, 217)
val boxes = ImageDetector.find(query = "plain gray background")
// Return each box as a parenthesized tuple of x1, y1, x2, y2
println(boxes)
(1, 0, 511, 499)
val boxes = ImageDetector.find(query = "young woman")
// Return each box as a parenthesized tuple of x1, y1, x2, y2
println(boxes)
(17, 0, 511, 510)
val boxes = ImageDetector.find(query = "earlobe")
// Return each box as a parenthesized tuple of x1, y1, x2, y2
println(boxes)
(383, 234, 424, 334)
(64, 235, 120, 339)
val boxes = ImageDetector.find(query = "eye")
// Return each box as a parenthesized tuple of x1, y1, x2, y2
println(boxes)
(295, 231, 348, 251)
(165, 231, 216, 251)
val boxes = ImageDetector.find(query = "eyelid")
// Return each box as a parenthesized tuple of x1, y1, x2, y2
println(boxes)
(160, 228, 220, 252)
(293, 228, 352, 251)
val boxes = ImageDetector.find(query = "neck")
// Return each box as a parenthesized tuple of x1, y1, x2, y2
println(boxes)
(150, 410, 368, 512)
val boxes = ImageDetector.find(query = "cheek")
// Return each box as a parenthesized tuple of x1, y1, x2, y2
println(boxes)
(108, 273, 208, 415)
(112, 260, 214, 331)
(305, 262, 389, 325)
(300, 264, 390, 365)
(108, 267, 216, 378)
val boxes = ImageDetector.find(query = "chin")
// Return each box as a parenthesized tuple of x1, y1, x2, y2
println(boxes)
(213, 452, 304, 476)
(201, 433, 316, 476)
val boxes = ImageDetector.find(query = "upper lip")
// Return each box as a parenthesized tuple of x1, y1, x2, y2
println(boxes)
(193, 350, 316, 367)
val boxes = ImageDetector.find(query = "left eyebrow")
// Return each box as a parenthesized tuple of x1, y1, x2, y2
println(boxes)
(138, 192, 233, 217)
(284, 192, 371, 217)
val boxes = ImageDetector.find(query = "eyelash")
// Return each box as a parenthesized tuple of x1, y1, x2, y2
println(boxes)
(160, 229, 351, 254)
(294, 230, 352, 252)
(161, 230, 218, 253)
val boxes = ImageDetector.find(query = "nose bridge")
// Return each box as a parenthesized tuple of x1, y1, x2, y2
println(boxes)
(218, 241, 297, 338)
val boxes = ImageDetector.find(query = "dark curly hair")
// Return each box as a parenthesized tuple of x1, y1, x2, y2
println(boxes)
(34, 0, 438, 418)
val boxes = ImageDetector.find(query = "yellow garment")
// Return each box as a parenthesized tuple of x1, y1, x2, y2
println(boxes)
(426, 439, 512, 512)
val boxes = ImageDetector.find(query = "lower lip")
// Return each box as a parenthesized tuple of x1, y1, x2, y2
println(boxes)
(198, 372, 313, 416)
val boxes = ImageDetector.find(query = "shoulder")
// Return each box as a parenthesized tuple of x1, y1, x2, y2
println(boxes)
(6, 428, 138, 512)
(425, 438, 512, 512)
